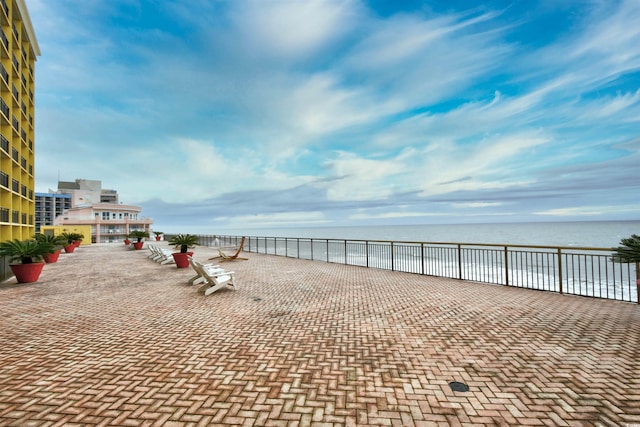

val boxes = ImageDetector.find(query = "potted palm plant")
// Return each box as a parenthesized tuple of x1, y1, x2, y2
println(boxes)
(153, 231, 164, 241)
(128, 230, 150, 250)
(0, 238, 54, 283)
(72, 232, 84, 248)
(611, 234, 640, 286)
(60, 232, 79, 253)
(35, 233, 67, 263)
(168, 234, 199, 268)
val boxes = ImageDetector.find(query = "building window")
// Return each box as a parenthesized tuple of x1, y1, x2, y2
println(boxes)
(102, 212, 109, 220)
(0, 172, 8, 188)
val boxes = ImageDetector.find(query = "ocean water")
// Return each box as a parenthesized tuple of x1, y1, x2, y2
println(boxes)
(217, 220, 640, 248)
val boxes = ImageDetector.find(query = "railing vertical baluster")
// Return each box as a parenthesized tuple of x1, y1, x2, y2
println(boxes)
(311, 239, 314, 261)
(557, 248, 563, 295)
(391, 242, 395, 271)
(326, 239, 329, 262)
(421, 243, 425, 275)
(457, 244, 462, 280)
(629, 262, 640, 304)
(344, 240, 347, 265)
(366, 241, 369, 268)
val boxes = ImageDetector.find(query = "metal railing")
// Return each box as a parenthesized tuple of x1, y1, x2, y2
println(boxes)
(196, 235, 639, 304)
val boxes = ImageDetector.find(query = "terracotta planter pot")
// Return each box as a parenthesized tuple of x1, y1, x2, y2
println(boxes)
(124, 239, 131, 245)
(43, 250, 62, 263)
(73, 240, 82, 248)
(172, 252, 194, 268)
(133, 241, 144, 250)
(64, 244, 76, 253)
(10, 262, 45, 283)
(155, 236, 161, 241)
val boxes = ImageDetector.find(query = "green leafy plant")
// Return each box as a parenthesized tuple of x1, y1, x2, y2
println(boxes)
(34, 233, 67, 250)
(0, 239, 54, 264)
(168, 234, 199, 253)
(128, 230, 150, 243)
(153, 231, 163, 237)
(60, 232, 83, 245)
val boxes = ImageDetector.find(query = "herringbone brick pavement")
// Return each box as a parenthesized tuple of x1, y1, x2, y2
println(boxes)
(0, 242, 638, 426)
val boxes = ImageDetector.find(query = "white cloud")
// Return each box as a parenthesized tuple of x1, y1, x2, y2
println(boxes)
(535, 204, 640, 217)
(225, 212, 329, 228)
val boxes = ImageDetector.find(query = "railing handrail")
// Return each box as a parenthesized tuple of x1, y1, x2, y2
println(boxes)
(189, 234, 637, 304)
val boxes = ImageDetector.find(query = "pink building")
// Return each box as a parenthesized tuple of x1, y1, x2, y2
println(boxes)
(54, 202, 153, 243)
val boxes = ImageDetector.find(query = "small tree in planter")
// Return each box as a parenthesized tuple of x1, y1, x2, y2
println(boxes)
(0, 238, 54, 283)
(34, 234, 67, 263)
(128, 230, 150, 250)
(60, 232, 80, 253)
(611, 234, 640, 290)
(72, 232, 84, 247)
(153, 231, 164, 241)
(168, 234, 199, 268)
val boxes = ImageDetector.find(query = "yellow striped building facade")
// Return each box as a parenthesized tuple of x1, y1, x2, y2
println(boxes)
(0, 0, 39, 242)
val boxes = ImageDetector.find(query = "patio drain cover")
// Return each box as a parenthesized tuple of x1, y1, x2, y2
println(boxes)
(449, 381, 469, 392)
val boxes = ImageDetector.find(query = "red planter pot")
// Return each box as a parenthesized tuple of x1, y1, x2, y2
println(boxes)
(133, 241, 144, 250)
(73, 240, 82, 248)
(64, 244, 76, 253)
(155, 236, 161, 241)
(43, 249, 62, 263)
(124, 239, 131, 245)
(172, 252, 194, 268)
(10, 262, 45, 283)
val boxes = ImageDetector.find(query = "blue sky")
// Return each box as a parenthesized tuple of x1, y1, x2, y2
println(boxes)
(27, 0, 640, 233)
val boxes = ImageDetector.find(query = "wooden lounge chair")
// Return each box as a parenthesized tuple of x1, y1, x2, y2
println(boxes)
(187, 256, 224, 285)
(209, 236, 248, 262)
(189, 256, 236, 295)
(148, 245, 175, 265)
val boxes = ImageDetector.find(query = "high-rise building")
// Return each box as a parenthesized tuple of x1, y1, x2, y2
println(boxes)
(0, 0, 39, 242)
(57, 179, 120, 206)
(34, 192, 71, 233)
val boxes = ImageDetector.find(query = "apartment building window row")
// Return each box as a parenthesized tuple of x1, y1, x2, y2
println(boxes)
(0, 28, 7, 51)
(0, 98, 8, 118)
(0, 134, 8, 152)
(0, 63, 7, 84)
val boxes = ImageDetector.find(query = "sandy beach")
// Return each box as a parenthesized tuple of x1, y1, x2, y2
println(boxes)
(1, 242, 639, 426)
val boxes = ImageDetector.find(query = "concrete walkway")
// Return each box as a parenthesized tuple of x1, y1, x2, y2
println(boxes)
(0, 242, 639, 426)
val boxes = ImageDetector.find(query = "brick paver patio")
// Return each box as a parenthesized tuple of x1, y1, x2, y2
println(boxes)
(1, 242, 639, 426)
